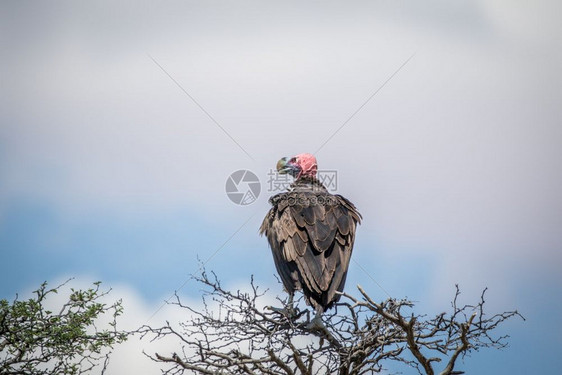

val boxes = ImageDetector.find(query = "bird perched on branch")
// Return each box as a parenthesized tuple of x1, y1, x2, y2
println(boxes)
(260, 153, 361, 327)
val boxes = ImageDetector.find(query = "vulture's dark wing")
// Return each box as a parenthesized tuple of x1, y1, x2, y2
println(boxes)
(261, 190, 361, 311)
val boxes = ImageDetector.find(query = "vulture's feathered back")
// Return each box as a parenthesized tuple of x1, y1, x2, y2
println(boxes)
(260, 153, 361, 313)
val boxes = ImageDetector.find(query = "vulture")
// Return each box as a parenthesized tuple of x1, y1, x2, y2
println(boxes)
(260, 153, 361, 322)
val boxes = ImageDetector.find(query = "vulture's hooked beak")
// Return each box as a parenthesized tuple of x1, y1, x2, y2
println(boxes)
(276, 157, 300, 177)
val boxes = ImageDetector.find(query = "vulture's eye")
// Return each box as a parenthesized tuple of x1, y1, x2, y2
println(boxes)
(290, 157, 297, 163)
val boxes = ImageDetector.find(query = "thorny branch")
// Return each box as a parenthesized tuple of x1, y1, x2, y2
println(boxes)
(0, 280, 127, 375)
(138, 273, 523, 375)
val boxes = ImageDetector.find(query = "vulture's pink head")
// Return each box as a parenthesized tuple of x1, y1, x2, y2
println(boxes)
(277, 153, 318, 179)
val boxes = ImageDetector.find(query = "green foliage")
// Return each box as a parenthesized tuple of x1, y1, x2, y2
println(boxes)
(0, 280, 127, 375)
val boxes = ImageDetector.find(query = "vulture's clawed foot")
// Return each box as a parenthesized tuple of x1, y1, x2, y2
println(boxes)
(306, 312, 341, 347)
(306, 314, 326, 331)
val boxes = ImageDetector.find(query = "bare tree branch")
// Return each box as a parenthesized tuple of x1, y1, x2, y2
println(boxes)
(138, 271, 524, 375)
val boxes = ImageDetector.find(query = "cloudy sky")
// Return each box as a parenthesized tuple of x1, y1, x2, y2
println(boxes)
(1, 1, 561, 373)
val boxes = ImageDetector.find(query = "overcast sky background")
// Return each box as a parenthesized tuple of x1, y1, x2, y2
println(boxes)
(1, 1, 561, 373)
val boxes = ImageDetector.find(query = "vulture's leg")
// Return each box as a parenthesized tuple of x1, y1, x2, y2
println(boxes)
(287, 292, 294, 313)
(306, 308, 325, 331)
